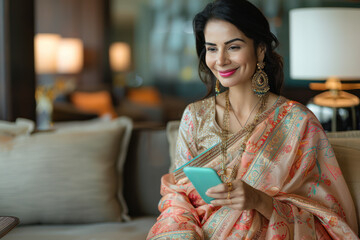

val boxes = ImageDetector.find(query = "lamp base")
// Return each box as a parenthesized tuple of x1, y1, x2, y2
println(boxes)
(313, 90, 359, 132)
(313, 90, 359, 108)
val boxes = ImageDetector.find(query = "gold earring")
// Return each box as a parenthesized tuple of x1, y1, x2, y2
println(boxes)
(215, 79, 221, 95)
(252, 62, 270, 97)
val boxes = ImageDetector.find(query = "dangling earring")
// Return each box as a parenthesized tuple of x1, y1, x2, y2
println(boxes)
(252, 62, 270, 97)
(215, 79, 221, 95)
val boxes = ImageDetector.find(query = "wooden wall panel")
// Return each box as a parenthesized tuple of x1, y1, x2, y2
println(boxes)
(35, 0, 109, 89)
(0, 0, 10, 120)
(0, 0, 36, 121)
(0, 0, 110, 121)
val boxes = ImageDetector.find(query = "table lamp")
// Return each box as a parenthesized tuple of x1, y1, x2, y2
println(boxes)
(34, 35, 84, 129)
(57, 38, 84, 74)
(34, 34, 61, 75)
(56, 38, 84, 95)
(34, 33, 61, 130)
(109, 42, 131, 100)
(109, 42, 131, 73)
(290, 8, 360, 131)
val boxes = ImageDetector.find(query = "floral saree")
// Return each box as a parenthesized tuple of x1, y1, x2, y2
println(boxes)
(147, 96, 358, 239)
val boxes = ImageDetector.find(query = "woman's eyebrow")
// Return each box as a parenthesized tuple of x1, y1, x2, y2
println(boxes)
(224, 38, 245, 45)
(204, 38, 245, 46)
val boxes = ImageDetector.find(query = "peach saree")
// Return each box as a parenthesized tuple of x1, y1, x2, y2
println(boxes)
(147, 96, 358, 239)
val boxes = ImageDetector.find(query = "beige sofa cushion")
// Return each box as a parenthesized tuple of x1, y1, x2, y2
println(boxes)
(327, 131, 360, 229)
(0, 117, 132, 224)
(4, 217, 156, 240)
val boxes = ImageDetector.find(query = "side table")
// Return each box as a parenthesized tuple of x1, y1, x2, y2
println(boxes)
(0, 216, 19, 238)
(307, 102, 359, 132)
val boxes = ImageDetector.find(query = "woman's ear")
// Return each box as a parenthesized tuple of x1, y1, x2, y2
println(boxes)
(256, 44, 266, 62)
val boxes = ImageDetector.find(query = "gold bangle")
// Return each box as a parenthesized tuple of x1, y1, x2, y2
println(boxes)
(227, 182, 233, 192)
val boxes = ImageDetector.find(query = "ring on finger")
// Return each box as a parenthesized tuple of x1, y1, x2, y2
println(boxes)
(227, 182, 233, 192)
(227, 191, 231, 200)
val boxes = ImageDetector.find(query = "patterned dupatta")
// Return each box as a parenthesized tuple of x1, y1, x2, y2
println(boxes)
(148, 98, 358, 240)
(172, 96, 287, 182)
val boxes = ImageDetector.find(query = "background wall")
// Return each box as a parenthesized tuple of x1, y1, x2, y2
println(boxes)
(110, 0, 360, 104)
(1, 0, 359, 124)
(35, 0, 110, 89)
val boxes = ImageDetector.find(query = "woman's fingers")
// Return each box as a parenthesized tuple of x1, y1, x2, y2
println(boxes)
(206, 191, 234, 199)
(210, 198, 234, 206)
(207, 180, 243, 206)
(206, 183, 228, 194)
(206, 180, 261, 211)
(207, 180, 241, 194)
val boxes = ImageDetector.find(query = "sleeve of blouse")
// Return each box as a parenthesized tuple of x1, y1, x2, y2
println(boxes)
(173, 103, 198, 170)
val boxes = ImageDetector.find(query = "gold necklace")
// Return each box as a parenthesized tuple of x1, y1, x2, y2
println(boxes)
(219, 91, 230, 179)
(220, 91, 268, 182)
(229, 97, 261, 128)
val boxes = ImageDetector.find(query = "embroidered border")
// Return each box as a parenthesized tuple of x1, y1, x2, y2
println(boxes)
(203, 207, 233, 239)
(149, 230, 202, 240)
(242, 102, 303, 188)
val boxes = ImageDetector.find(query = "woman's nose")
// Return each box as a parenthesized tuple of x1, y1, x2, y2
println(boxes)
(216, 50, 230, 66)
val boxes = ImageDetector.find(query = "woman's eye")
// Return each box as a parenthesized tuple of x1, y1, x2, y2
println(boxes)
(229, 46, 240, 50)
(207, 47, 217, 52)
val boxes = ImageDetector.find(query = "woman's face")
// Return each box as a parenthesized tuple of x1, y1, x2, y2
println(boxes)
(204, 19, 264, 88)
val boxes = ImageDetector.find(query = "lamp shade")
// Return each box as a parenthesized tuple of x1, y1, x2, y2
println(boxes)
(109, 42, 131, 72)
(290, 8, 360, 80)
(57, 38, 84, 74)
(34, 34, 61, 74)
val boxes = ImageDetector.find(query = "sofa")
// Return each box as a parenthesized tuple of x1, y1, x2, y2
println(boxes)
(0, 117, 172, 240)
(0, 119, 359, 239)
(325, 130, 360, 234)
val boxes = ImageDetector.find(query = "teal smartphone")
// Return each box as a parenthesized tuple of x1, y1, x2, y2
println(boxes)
(183, 167, 223, 204)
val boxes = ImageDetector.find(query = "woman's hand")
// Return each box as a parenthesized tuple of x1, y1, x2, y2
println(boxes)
(206, 179, 273, 219)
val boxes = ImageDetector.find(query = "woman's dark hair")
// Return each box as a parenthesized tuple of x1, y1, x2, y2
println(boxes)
(193, 0, 284, 98)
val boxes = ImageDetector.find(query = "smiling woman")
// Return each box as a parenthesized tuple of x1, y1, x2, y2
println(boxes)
(193, 1, 283, 100)
(204, 20, 260, 90)
(146, 0, 358, 239)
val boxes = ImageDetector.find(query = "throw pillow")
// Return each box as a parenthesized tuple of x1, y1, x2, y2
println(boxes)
(327, 130, 360, 229)
(0, 117, 132, 224)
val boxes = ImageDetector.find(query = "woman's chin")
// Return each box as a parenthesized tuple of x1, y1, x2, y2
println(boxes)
(219, 79, 250, 89)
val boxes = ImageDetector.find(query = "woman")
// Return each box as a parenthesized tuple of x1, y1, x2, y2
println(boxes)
(147, 0, 358, 239)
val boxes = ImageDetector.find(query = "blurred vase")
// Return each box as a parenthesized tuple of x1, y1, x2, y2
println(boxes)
(35, 86, 54, 130)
